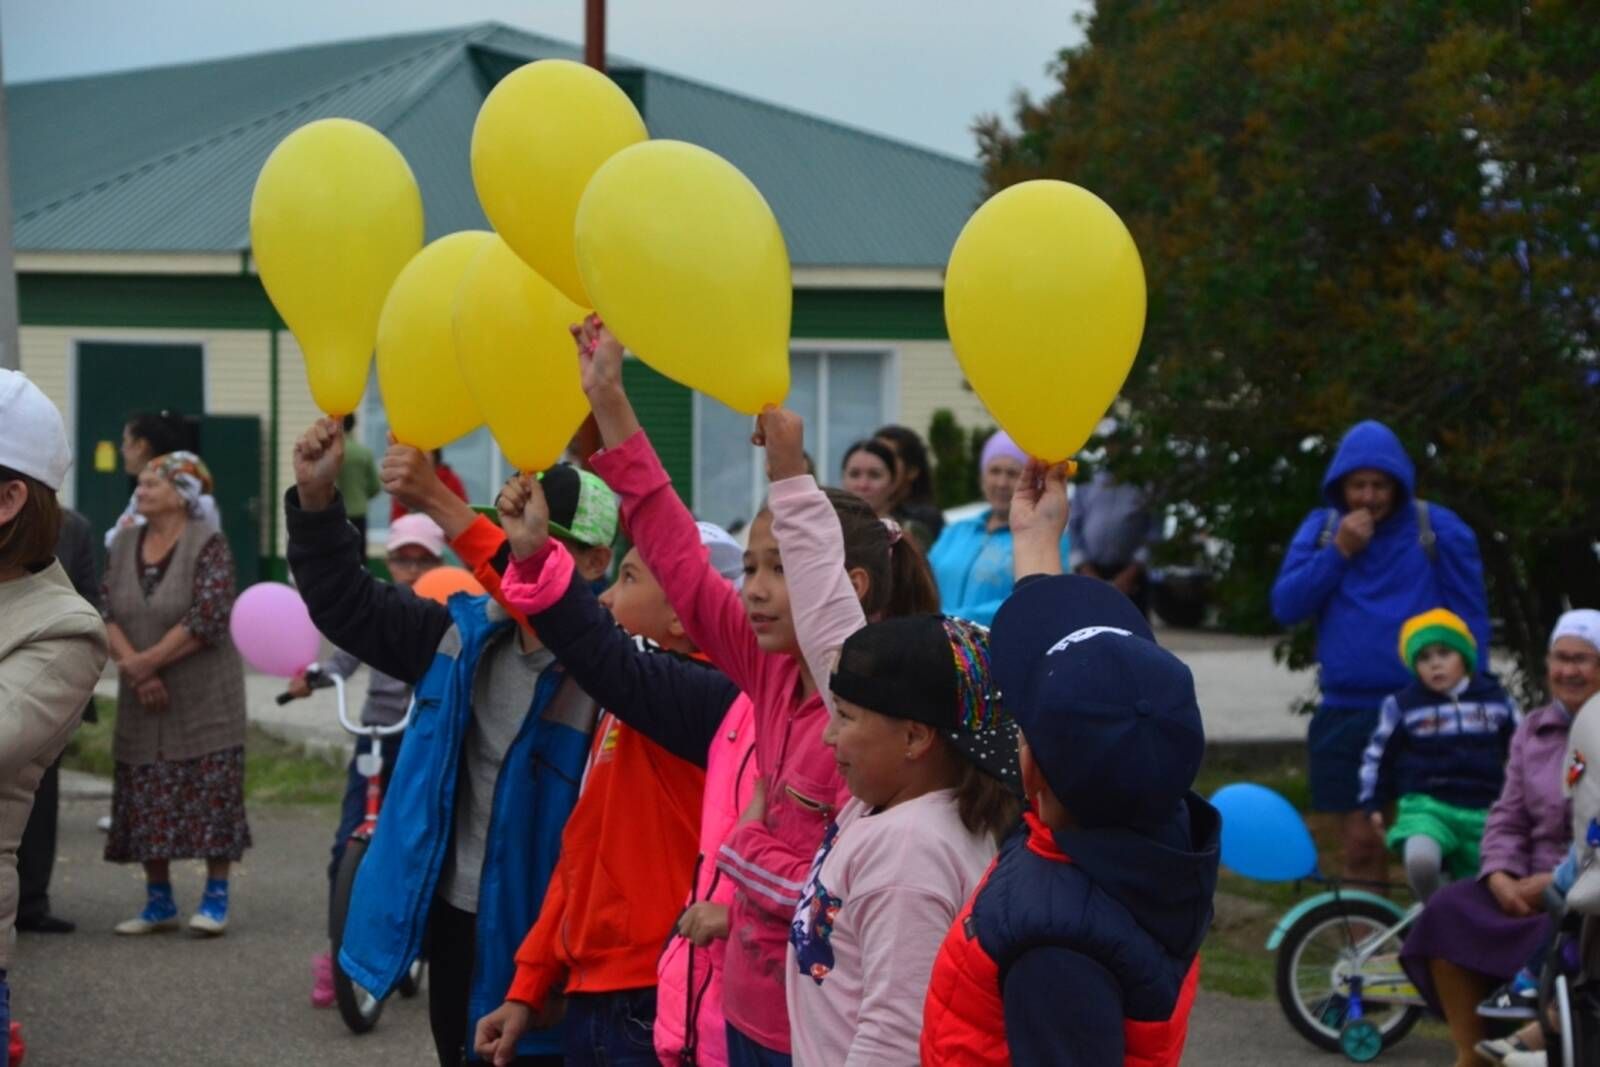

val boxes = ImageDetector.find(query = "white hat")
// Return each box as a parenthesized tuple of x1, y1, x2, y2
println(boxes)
(386, 513, 447, 558)
(697, 521, 745, 585)
(1552, 609, 1600, 655)
(0, 369, 71, 490)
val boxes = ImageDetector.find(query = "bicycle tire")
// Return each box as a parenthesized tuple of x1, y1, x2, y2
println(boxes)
(331, 835, 386, 1034)
(1274, 897, 1422, 1054)
(398, 956, 426, 999)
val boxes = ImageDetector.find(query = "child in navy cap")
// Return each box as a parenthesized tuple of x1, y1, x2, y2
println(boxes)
(921, 460, 1220, 1067)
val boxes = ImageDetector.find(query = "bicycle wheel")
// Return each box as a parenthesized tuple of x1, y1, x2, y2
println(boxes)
(397, 956, 426, 999)
(1275, 898, 1422, 1054)
(331, 835, 386, 1034)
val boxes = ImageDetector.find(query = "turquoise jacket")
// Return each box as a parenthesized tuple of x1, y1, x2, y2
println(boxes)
(928, 511, 1071, 627)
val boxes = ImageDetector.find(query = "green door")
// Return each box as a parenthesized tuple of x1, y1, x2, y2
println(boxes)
(196, 415, 262, 588)
(74, 342, 204, 562)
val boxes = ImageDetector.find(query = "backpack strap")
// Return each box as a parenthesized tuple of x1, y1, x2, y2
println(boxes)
(1414, 499, 1436, 562)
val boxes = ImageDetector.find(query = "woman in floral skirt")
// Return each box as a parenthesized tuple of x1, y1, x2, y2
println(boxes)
(102, 452, 250, 936)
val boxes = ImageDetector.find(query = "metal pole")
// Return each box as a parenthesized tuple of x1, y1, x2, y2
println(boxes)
(0, 22, 21, 371)
(585, 0, 606, 71)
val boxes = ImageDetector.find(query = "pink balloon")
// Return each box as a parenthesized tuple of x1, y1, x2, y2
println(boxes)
(229, 581, 321, 677)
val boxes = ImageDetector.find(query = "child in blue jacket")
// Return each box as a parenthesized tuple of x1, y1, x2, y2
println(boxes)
(288, 418, 614, 1067)
(1359, 608, 1518, 900)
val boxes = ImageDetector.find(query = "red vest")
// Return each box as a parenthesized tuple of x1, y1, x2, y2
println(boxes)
(920, 819, 1201, 1066)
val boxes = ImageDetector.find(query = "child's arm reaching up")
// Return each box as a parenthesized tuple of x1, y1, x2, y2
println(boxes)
(577, 317, 774, 699)
(1011, 458, 1073, 581)
(760, 406, 866, 716)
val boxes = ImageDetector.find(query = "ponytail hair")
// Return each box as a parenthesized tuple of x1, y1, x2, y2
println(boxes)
(822, 487, 940, 620)
(953, 755, 1025, 847)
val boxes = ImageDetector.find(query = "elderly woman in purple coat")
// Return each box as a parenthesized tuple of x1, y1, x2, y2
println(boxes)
(1400, 609, 1600, 1066)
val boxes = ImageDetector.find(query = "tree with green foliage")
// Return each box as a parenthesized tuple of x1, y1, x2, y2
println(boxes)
(976, 0, 1600, 692)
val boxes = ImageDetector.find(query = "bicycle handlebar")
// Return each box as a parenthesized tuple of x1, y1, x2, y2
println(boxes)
(274, 663, 414, 737)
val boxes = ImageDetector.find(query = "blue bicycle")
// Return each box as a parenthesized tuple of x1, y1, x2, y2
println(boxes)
(1213, 783, 1423, 1062)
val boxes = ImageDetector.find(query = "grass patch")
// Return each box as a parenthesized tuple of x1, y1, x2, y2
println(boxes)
(65, 697, 347, 807)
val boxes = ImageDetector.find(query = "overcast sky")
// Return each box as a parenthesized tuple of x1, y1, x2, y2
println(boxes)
(1, 1, 1088, 159)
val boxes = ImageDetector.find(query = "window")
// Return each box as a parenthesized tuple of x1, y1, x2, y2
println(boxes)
(693, 348, 894, 534)
(358, 368, 510, 542)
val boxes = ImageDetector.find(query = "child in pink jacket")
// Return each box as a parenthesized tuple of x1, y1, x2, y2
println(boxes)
(576, 317, 938, 1062)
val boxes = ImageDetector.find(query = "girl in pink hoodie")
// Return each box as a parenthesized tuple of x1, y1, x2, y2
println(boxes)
(576, 318, 938, 1063)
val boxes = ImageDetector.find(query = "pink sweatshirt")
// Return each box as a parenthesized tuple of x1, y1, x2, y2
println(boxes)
(770, 474, 997, 1065)
(590, 432, 855, 1053)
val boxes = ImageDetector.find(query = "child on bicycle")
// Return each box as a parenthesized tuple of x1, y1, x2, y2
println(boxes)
(1359, 608, 1519, 900)
(287, 511, 445, 1009)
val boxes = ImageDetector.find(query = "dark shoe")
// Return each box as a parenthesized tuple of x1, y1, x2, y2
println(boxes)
(15, 912, 76, 934)
(1477, 979, 1538, 1020)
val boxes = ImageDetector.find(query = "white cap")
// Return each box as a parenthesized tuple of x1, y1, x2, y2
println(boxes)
(0, 369, 71, 490)
(697, 521, 745, 585)
(386, 513, 447, 558)
(1553, 609, 1600, 655)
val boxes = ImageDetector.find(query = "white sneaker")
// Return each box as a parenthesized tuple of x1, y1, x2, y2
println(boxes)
(97, 814, 112, 832)
(114, 913, 179, 935)
(188, 910, 227, 936)
(1502, 1051, 1547, 1067)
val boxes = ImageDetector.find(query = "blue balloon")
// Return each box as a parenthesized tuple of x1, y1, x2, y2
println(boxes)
(1210, 782, 1318, 882)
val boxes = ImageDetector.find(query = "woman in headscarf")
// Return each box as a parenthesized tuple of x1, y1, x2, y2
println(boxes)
(0, 369, 109, 1054)
(926, 430, 1071, 626)
(101, 451, 250, 938)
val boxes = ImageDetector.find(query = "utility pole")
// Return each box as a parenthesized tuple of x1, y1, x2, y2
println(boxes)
(585, 0, 606, 71)
(0, 18, 20, 371)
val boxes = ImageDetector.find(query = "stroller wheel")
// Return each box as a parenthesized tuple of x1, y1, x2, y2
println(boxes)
(1339, 1018, 1383, 1062)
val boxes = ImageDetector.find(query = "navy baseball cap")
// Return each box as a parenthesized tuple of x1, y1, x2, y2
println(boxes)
(991, 575, 1204, 828)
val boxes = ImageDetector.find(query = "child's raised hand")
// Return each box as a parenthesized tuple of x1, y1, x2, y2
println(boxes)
(292, 417, 345, 511)
(571, 314, 625, 399)
(496, 472, 551, 562)
(380, 436, 443, 513)
(753, 406, 808, 482)
(1010, 458, 1072, 541)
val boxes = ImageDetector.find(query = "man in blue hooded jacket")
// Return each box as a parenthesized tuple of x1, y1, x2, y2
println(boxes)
(1272, 420, 1490, 884)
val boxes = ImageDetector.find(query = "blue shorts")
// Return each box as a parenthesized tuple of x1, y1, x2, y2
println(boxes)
(1308, 704, 1381, 813)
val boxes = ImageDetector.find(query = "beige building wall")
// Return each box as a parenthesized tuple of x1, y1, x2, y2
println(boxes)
(894, 339, 997, 443)
(18, 324, 287, 552)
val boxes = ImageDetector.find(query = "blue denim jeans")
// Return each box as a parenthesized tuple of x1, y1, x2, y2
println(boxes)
(563, 988, 657, 1066)
(725, 1022, 792, 1067)
(2, 967, 10, 1067)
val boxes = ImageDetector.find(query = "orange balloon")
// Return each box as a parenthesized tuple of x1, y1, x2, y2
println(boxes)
(413, 566, 485, 605)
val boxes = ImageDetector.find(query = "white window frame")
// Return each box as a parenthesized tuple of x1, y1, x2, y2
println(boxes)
(691, 342, 900, 526)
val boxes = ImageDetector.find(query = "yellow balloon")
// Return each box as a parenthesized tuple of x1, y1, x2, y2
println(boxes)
(375, 232, 492, 450)
(944, 180, 1146, 462)
(251, 119, 423, 416)
(575, 140, 791, 415)
(471, 60, 647, 307)
(453, 237, 590, 472)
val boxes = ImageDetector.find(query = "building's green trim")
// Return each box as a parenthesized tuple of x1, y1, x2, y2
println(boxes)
(792, 288, 947, 341)
(20, 273, 947, 340)
(19, 272, 276, 329)
(623, 359, 693, 507)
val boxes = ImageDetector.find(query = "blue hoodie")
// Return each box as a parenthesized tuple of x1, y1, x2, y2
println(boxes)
(1271, 421, 1491, 709)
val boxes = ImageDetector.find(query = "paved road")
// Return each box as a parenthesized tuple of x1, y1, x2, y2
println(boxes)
(13, 792, 1452, 1065)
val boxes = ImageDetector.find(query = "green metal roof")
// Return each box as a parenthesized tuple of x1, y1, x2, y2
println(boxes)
(10, 23, 982, 269)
